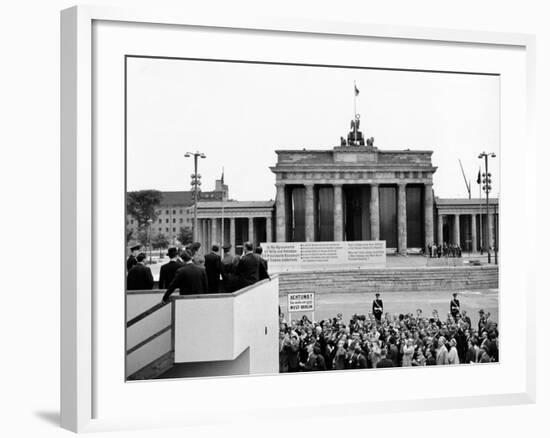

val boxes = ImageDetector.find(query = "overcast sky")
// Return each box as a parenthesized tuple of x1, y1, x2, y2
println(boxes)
(126, 57, 500, 200)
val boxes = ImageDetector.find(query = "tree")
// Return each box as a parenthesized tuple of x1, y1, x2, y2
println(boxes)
(152, 233, 169, 250)
(126, 190, 163, 229)
(177, 227, 193, 246)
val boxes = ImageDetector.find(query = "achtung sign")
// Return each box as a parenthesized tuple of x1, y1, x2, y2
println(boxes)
(288, 292, 315, 312)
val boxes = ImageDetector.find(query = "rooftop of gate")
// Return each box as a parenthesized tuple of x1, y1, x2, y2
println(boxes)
(273, 147, 434, 167)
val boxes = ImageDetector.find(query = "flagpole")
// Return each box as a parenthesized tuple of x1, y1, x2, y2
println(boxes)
(354, 81, 358, 144)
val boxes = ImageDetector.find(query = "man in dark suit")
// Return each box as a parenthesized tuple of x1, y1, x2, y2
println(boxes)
(254, 246, 270, 281)
(158, 247, 184, 289)
(162, 251, 208, 303)
(372, 293, 384, 322)
(450, 292, 460, 321)
(126, 244, 141, 271)
(127, 252, 154, 290)
(204, 245, 224, 293)
(235, 241, 269, 290)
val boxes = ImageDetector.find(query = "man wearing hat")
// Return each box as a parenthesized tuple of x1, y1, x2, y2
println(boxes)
(158, 247, 184, 289)
(372, 293, 384, 322)
(450, 292, 460, 321)
(127, 252, 154, 290)
(126, 244, 141, 271)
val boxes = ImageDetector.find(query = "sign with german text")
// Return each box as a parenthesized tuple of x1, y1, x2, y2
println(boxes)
(287, 292, 315, 312)
(261, 240, 386, 272)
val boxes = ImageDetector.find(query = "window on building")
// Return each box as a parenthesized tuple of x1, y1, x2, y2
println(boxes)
(166, 227, 169, 232)
(166, 210, 169, 215)
(173, 227, 176, 232)
(180, 218, 183, 223)
(179, 209, 183, 214)
(173, 218, 176, 223)
(165, 219, 169, 223)
(173, 210, 176, 215)
(130, 219, 134, 224)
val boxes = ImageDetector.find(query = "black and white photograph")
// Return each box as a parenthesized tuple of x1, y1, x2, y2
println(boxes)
(124, 56, 500, 380)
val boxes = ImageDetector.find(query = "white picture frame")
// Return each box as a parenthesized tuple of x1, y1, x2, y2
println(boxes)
(60, 5, 536, 433)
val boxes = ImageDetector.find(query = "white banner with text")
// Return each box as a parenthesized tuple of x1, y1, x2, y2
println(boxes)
(261, 240, 386, 272)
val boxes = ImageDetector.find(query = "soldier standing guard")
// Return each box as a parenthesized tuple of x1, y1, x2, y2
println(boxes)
(372, 293, 384, 322)
(450, 292, 461, 321)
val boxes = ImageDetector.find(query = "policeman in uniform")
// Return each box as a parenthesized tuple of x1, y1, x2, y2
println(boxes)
(450, 292, 461, 321)
(372, 293, 384, 322)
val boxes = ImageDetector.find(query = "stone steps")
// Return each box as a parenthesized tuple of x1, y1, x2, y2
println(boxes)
(278, 266, 498, 295)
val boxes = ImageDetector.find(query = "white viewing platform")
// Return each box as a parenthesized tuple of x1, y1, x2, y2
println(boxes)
(126, 275, 279, 380)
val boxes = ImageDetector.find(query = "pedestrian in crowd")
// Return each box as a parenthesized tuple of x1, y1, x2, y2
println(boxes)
(436, 336, 449, 365)
(158, 247, 184, 289)
(161, 250, 208, 303)
(448, 338, 460, 364)
(302, 344, 326, 371)
(126, 244, 141, 271)
(437, 244, 442, 258)
(348, 344, 368, 369)
(254, 246, 270, 280)
(204, 244, 224, 293)
(126, 252, 154, 290)
(235, 241, 269, 290)
(401, 338, 415, 366)
(372, 293, 384, 322)
(450, 292, 460, 321)
(377, 348, 394, 368)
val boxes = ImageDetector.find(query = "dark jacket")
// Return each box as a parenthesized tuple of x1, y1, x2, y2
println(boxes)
(126, 255, 137, 271)
(235, 252, 268, 289)
(162, 263, 208, 302)
(377, 358, 394, 368)
(158, 260, 184, 289)
(258, 256, 270, 280)
(127, 263, 154, 290)
(204, 252, 224, 293)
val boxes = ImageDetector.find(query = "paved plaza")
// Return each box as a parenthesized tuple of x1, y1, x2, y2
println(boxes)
(279, 288, 499, 326)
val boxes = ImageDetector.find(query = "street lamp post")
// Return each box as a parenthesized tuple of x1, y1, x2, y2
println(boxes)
(478, 151, 496, 264)
(185, 151, 206, 243)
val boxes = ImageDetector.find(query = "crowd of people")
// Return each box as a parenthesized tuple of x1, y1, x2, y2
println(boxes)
(426, 242, 462, 258)
(126, 242, 270, 301)
(279, 292, 498, 372)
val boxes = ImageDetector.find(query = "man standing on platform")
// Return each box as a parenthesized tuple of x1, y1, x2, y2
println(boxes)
(127, 252, 154, 290)
(372, 293, 384, 322)
(204, 244, 224, 293)
(158, 247, 184, 289)
(162, 251, 208, 303)
(254, 246, 270, 281)
(126, 244, 141, 271)
(450, 292, 461, 321)
(235, 241, 268, 290)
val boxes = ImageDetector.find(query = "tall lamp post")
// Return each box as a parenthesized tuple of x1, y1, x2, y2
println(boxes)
(185, 151, 206, 243)
(146, 218, 153, 264)
(478, 151, 496, 264)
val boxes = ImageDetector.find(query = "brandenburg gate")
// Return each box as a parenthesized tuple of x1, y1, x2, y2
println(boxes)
(270, 118, 437, 254)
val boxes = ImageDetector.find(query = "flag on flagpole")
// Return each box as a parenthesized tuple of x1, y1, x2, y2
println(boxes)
(221, 167, 224, 184)
(476, 168, 481, 185)
(354, 84, 360, 96)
